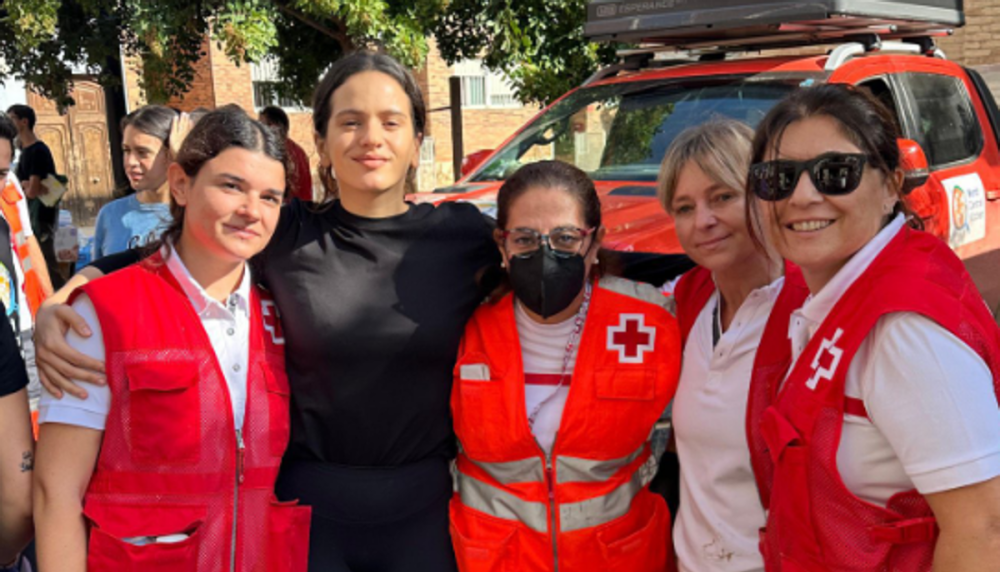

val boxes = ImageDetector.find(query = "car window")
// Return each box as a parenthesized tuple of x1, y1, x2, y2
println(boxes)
(470, 78, 800, 183)
(902, 72, 983, 168)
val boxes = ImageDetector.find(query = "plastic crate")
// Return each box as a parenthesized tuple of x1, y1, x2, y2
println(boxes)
(585, 0, 964, 44)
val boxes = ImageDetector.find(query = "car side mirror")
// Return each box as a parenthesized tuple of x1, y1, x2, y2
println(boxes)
(461, 149, 494, 178)
(898, 138, 929, 194)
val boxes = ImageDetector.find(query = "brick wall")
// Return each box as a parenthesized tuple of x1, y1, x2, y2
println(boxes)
(165, 38, 216, 111)
(419, 39, 541, 189)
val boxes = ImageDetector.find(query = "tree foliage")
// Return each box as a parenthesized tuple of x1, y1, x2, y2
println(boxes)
(0, 0, 618, 109)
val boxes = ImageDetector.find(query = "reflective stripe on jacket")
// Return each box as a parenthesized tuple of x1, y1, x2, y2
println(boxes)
(749, 228, 1000, 572)
(451, 276, 682, 572)
(75, 254, 310, 572)
(0, 177, 46, 316)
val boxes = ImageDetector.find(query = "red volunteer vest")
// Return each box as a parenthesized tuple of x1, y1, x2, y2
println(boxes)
(1, 177, 46, 316)
(749, 227, 1000, 572)
(673, 264, 810, 509)
(75, 255, 310, 572)
(451, 277, 681, 572)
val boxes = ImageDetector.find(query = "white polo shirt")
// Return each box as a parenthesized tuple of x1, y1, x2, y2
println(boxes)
(672, 275, 784, 572)
(788, 215, 1000, 505)
(38, 244, 253, 430)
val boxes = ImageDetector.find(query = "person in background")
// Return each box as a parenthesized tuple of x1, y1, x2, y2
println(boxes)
(91, 105, 177, 259)
(450, 161, 681, 572)
(7, 105, 61, 290)
(746, 84, 1000, 571)
(259, 106, 313, 203)
(655, 120, 807, 572)
(33, 106, 309, 572)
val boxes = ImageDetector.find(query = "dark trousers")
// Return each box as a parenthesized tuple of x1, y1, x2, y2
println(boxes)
(276, 457, 458, 572)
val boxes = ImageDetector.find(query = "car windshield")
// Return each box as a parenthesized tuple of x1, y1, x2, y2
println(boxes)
(470, 77, 802, 182)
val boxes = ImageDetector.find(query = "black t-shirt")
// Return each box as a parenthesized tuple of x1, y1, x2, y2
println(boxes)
(0, 215, 21, 352)
(0, 300, 28, 397)
(15, 141, 58, 238)
(256, 200, 499, 467)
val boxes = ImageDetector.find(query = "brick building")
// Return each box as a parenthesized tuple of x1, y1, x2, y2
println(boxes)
(119, 37, 539, 195)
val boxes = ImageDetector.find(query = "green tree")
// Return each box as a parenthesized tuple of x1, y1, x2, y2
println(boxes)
(0, 0, 618, 109)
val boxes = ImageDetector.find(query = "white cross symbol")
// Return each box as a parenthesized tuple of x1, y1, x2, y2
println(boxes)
(261, 300, 285, 345)
(607, 314, 656, 364)
(806, 328, 844, 390)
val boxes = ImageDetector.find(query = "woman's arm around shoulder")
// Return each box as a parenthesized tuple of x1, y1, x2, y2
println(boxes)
(0, 310, 33, 564)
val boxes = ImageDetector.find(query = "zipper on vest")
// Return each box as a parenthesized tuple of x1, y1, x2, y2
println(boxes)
(231, 429, 245, 572)
(545, 452, 559, 572)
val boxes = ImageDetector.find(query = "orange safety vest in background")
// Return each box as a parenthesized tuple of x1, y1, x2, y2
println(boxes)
(1, 176, 47, 316)
(73, 254, 310, 572)
(451, 276, 681, 572)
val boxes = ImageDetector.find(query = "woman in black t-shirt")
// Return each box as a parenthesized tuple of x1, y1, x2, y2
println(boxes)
(33, 52, 497, 572)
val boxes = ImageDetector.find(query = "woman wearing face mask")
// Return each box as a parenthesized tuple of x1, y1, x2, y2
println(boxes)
(450, 160, 681, 572)
(745, 84, 1000, 571)
(91, 105, 178, 259)
(33, 107, 310, 572)
(656, 120, 808, 572)
(33, 52, 499, 572)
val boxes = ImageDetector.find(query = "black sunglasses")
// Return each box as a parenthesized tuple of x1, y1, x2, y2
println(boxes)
(749, 153, 869, 201)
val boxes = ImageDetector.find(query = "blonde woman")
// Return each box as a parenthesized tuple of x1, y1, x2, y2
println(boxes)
(657, 120, 807, 572)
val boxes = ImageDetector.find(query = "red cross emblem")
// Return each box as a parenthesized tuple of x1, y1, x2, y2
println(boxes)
(806, 328, 844, 390)
(607, 314, 656, 364)
(261, 299, 285, 345)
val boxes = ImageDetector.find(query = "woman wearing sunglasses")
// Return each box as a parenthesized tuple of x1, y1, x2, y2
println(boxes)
(450, 161, 681, 572)
(745, 84, 1000, 571)
(656, 119, 808, 572)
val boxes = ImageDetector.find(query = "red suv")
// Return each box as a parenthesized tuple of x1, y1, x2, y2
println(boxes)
(424, 1, 1000, 321)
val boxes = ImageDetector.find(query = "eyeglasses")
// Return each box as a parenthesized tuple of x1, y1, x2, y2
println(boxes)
(749, 153, 869, 202)
(500, 226, 596, 257)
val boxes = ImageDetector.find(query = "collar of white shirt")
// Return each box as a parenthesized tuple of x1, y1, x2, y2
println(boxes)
(790, 214, 906, 350)
(162, 243, 251, 318)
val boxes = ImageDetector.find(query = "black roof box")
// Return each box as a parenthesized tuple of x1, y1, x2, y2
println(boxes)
(586, 0, 964, 45)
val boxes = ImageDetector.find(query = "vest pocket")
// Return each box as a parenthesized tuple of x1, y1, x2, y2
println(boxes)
(263, 367, 292, 458)
(267, 498, 311, 572)
(596, 491, 670, 572)
(125, 361, 201, 465)
(84, 502, 203, 571)
(594, 367, 656, 401)
(450, 495, 520, 572)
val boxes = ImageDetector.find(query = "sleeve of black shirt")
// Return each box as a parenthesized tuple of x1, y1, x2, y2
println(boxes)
(87, 248, 143, 275)
(0, 301, 28, 398)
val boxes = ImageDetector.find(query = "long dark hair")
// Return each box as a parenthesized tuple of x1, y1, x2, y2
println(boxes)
(311, 51, 427, 203)
(147, 105, 287, 256)
(746, 84, 921, 251)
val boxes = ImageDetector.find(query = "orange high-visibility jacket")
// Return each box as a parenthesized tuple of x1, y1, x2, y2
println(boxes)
(0, 176, 46, 316)
(74, 254, 310, 572)
(451, 276, 681, 572)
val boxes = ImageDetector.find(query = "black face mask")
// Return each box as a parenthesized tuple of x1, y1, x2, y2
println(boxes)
(508, 244, 587, 319)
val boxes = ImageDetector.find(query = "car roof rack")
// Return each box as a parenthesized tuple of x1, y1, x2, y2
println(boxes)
(585, 0, 963, 48)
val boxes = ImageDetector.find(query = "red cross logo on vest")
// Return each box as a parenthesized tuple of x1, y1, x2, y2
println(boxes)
(261, 300, 285, 345)
(806, 327, 844, 390)
(607, 313, 656, 364)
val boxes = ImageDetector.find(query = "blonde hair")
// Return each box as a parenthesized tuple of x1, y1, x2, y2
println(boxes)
(657, 119, 754, 212)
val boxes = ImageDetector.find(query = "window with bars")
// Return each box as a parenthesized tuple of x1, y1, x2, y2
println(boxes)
(250, 58, 305, 110)
(452, 59, 520, 109)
